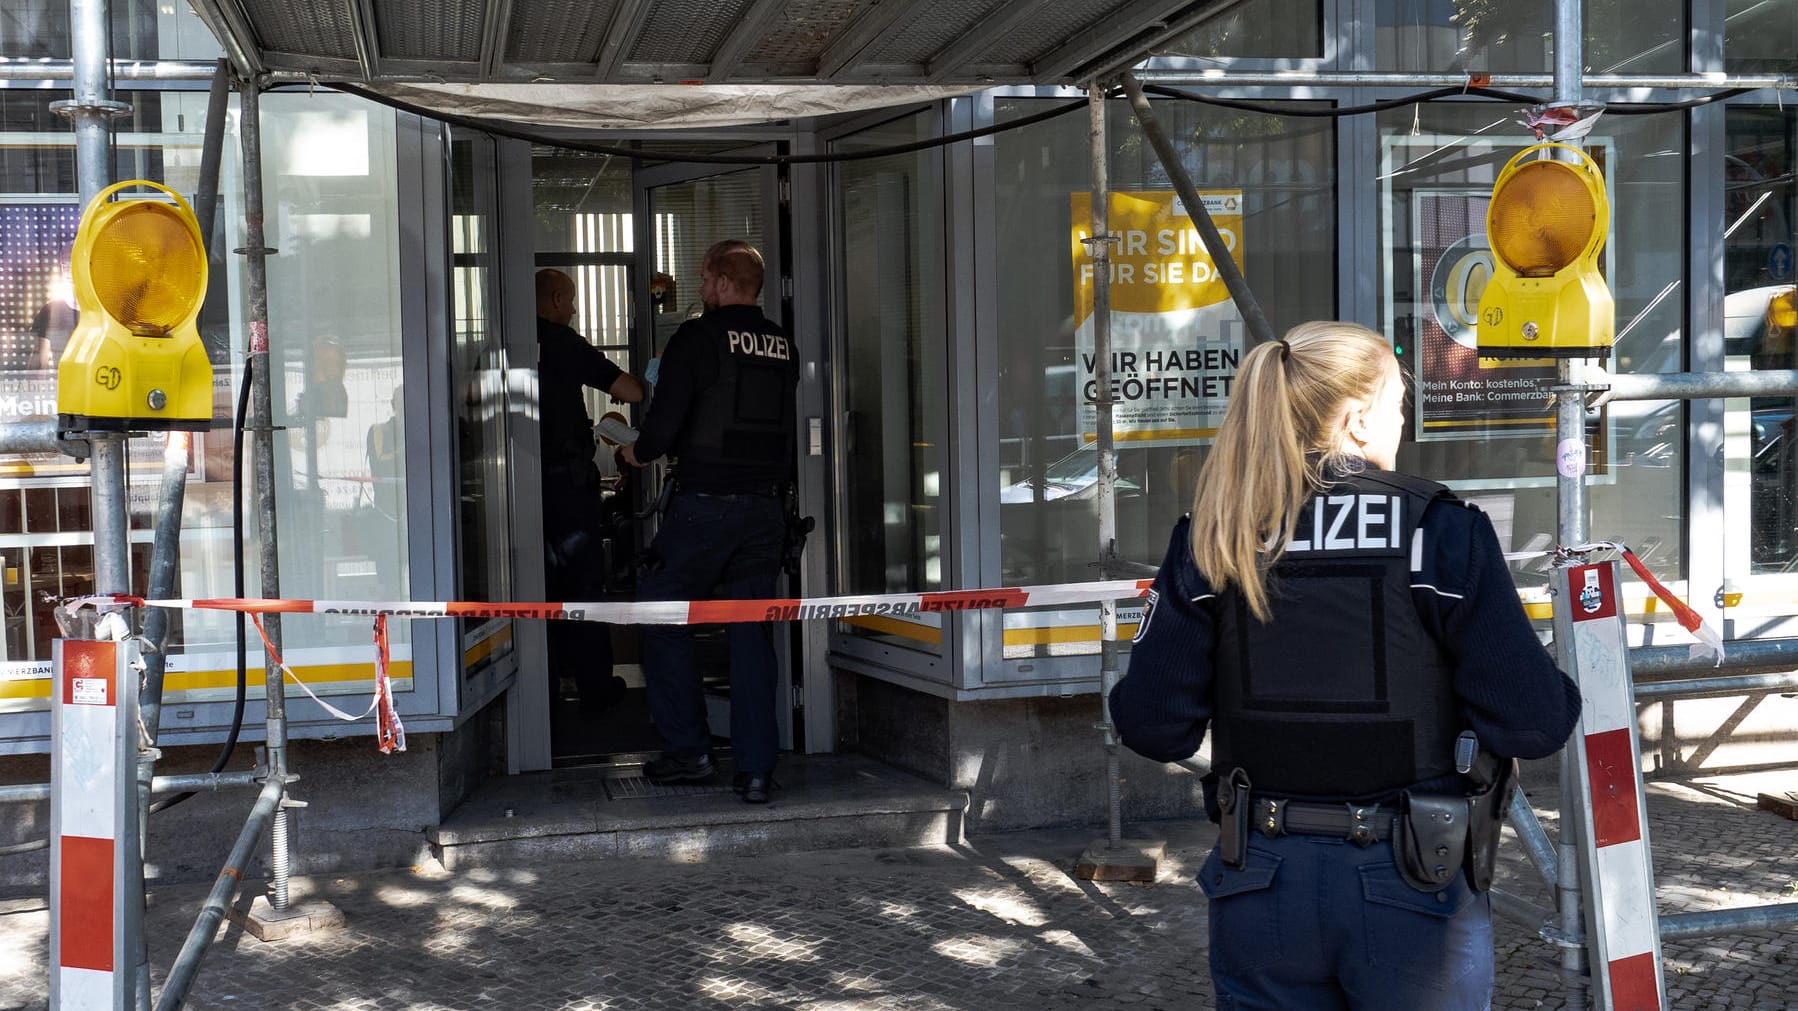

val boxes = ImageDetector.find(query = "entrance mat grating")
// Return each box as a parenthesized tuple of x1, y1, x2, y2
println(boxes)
(604, 775, 735, 800)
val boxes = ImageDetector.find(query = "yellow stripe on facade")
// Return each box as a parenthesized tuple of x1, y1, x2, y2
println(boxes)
(0, 661, 412, 701)
(1001, 623, 1142, 646)
(840, 615, 943, 645)
(463, 624, 514, 666)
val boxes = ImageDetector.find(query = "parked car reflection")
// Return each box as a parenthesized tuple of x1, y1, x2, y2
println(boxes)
(1608, 285, 1797, 568)
(999, 444, 1143, 503)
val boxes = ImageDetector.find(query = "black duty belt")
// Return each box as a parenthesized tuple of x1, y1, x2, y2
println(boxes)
(1251, 797, 1397, 846)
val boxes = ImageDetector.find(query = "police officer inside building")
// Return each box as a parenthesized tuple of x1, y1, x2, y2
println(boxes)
(1110, 321, 1581, 1010)
(622, 239, 798, 804)
(536, 268, 644, 713)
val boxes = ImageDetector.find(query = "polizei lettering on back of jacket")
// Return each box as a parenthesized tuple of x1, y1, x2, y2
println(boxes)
(727, 329, 791, 360)
(1285, 493, 1405, 553)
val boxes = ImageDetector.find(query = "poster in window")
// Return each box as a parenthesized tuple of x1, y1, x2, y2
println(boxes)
(1070, 190, 1245, 448)
(1407, 188, 1563, 442)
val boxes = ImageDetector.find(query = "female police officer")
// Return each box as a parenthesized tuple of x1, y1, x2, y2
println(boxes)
(1109, 321, 1580, 1010)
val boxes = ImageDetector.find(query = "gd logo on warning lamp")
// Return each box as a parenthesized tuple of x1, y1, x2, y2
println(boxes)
(1476, 142, 1614, 358)
(56, 179, 213, 431)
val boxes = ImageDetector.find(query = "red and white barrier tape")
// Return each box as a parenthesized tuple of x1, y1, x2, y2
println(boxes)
(78, 578, 1154, 626)
(247, 613, 405, 752)
(1564, 541, 1723, 665)
(62, 578, 1153, 753)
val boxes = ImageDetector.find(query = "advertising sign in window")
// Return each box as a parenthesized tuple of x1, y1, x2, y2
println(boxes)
(1069, 190, 1245, 448)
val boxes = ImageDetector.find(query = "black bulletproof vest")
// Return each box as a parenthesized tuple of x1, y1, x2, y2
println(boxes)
(676, 308, 798, 488)
(1210, 469, 1462, 800)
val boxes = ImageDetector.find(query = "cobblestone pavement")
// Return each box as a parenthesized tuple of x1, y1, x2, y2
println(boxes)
(2, 770, 1794, 1010)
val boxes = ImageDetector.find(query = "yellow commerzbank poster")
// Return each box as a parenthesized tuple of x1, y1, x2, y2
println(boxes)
(1070, 189, 1245, 447)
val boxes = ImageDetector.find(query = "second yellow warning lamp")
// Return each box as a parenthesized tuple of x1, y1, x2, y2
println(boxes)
(57, 179, 213, 431)
(1476, 142, 1615, 358)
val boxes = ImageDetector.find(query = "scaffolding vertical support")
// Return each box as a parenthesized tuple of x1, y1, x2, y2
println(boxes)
(1544, 0, 1638, 1006)
(53, 0, 145, 1005)
(236, 79, 294, 911)
(1089, 84, 1123, 849)
(1074, 82, 1162, 883)
(1549, 0, 1592, 1007)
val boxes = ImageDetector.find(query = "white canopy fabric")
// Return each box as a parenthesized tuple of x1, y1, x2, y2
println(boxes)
(368, 82, 981, 130)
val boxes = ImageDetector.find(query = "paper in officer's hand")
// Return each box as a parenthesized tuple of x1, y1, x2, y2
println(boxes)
(596, 413, 638, 446)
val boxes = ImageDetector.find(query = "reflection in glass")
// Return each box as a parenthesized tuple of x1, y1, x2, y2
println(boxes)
(1372, 0, 1683, 74)
(452, 132, 514, 672)
(1726, 0, 1798, 74)
(1378, 104, 1686, 587)
(993, 97, 1334, 590)
(1153, 0, 1321, 60)
(835, 113, 947, 609)
(1724, 109, 1798, 578)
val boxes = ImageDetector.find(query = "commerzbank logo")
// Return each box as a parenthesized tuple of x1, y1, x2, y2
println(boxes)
(1430, 234, 1494, 351)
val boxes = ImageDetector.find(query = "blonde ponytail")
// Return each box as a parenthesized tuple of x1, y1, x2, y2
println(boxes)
(1188, 321, 1398, 621)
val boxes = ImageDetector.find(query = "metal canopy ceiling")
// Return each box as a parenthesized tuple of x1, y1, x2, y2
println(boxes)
(187, 0, 1225, 87)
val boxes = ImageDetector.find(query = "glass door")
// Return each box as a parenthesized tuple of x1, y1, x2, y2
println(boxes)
(635, 157, 793, 758)
(1719, 107, 1798, 639)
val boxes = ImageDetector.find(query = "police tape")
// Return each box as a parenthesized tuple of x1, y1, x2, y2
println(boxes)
(59, 580, 1152, 755)
(95, 578, 1156, 626)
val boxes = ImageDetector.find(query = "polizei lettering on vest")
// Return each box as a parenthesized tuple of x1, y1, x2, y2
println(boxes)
(1289, 494, 1403, 552)
(727, 329, 791, 360)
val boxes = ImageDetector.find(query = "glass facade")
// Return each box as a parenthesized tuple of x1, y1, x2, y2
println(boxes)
(835, 113, 949, 596)
(451, 131, 515, 677)
(0, 0, 1791, 724)
(1722, 108, 1798, 600)
(0, 86, 411, 716)
(1725, 0, 1798, 74)
(1378, 105, 1688, 588)
(1155, 0, 1323, 61)
(1373, 0, 1685, 74)
(992, 97, 1335, 590)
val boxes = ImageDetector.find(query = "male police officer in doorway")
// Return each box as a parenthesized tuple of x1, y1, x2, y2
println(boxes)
(622, 240, 798, 804)
(537, 268, 645, 713)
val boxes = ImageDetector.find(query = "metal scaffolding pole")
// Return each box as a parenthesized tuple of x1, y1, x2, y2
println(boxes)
(1128, 70, 1798, 91)
(52, 0, 147, 1004)
(1548, 3, 1593, 1007)
(1073, 82, 1161, 883)
(236, 80, 296, 913)
(1088, 84, 1122, 850)
(3, 60, 1796, 94)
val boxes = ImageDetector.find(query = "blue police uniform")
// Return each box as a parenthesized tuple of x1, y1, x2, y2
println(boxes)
(632, 303, 798, 779)
(1110, 462, 1580, 1010)
(537, 315, 625, 709)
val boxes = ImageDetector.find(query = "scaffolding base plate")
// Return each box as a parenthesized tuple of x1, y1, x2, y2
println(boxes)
(1073, 838, 1164, 882)
(231, 895, 346, 942)
(1757, 791, 1798, 820)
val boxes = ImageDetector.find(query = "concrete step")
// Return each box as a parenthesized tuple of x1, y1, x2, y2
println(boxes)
(429, 754, 967, 870)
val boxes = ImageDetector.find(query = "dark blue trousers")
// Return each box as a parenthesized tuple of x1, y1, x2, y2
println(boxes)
(639, 491, 785, 774)
(1199, 834, 1493, 1011)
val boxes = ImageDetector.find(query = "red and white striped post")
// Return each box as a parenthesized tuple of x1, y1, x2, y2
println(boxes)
(49, 637, 138, 1010)
(1555, 561, 1667, 1010)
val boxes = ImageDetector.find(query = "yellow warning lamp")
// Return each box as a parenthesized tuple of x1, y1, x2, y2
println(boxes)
(1476, 142, 1614, 358)
(57, 179, 213, 431)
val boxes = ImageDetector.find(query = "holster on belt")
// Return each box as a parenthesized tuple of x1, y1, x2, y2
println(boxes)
(1463, 752, 1520, 893)
(1217, 767, 1252, 869)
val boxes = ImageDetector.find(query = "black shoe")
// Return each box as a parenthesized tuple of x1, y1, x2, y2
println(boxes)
(734, 771, 773, 804)
(644, 754, 716, 784)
